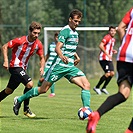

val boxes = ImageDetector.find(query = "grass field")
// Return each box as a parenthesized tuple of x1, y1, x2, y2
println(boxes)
(0, 77, 132, 133)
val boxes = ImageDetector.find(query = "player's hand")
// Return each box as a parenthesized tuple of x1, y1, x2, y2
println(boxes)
(39, 67, 44, 76)
(74, 58, 80, 66)
(61, 56, 68, 64)
(107, 55, 112, 60)
(3, 61, 9, 70)
(113, 50, 117, 54)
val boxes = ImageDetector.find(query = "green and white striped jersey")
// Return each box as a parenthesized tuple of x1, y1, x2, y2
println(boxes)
(45, 42, 57, 69)
(54, 25, 79, 67)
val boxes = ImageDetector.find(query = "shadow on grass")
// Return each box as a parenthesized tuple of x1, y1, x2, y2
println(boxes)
(0, 116, 11, 118)
(22, 117, 49, 120)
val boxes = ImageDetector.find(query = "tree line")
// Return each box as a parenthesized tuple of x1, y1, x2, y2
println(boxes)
(0, 0, 132, 77)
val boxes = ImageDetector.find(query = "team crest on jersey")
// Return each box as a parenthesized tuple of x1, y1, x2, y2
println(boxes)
(77, 71, 84, 75)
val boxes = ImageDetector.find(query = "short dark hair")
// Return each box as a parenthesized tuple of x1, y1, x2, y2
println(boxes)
(54, 32, 58, 37)
(109, 26, 116, 31)
(69, 9, 82, 19)
(29, 21, 42, 32)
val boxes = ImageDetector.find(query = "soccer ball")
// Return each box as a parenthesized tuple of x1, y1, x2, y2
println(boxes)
(78, 107, 92, 120)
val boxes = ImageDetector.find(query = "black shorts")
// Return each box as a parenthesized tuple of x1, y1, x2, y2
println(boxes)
(99, 60, 114, 73)
(7, 67, 32, 90)
(117, 61, 133, 87)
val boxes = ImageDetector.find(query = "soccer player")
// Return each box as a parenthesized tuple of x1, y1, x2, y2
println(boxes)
(37, 32, 59, 97)
(93, 26, 117, 95)
(0, 21, 45, 118)
(86, 8, 133, 133)
(13, 9, 92, 117)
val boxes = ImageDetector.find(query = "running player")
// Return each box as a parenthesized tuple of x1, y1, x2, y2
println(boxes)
(93, 26, 117, 95)
(37, 32, 58, 97)
(0, 21, 45, 118)
(13, 9, 92, 117)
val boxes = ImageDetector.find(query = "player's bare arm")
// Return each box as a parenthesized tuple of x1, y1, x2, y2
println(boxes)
(2, 43, 9, 70)
(74, 52, 80, 66)
(44, 54, 50, 62)
(39, 54, 45, 76)
(117, 21, 127, 43)
(55, 41, 68, 64)
(99, 42, 112, 60)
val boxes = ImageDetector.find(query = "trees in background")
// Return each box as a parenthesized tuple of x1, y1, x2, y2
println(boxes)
(0, 0, 132, 77)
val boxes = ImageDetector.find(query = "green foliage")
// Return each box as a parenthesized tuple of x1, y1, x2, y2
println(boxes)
(76, 0, 133, 26)
(1, 0, 133, 77)
(0, 78, 132, 133)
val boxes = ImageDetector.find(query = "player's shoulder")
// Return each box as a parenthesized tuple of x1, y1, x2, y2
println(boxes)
(61, 25, 70, 30)
(35, 39, 43, 45)
(14, 36, 26, 41)
(12, 36, 26, 44)
(103, 34, 112, 40)
(60, 25, 71, 33)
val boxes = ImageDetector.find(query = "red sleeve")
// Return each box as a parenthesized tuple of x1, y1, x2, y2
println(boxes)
(101, 34, 110, 45)
(122, 8, 133, 25)
(36, 40, 44, 56)
(8, 36, 25, 48)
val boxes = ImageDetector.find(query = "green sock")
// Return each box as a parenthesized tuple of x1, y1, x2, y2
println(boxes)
(81, 90, 91, 107)
(18, 87, 39, 103)
(50, 83, 55, 93)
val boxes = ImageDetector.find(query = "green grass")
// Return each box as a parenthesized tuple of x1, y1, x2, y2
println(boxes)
(0, 77, 132, 133)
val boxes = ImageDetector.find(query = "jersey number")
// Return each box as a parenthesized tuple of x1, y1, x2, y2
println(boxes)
(51, 75, 58, 81)
(20, 70, 26, 76)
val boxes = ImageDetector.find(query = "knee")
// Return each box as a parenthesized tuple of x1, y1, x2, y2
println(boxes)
(83, 82, 90, 90)
(26, 81, 33, 88)
(39, 81, 51, 94)
(109, 71, 115, 77)
(105, 73, 111, 77)
(5, 88, 13, 94)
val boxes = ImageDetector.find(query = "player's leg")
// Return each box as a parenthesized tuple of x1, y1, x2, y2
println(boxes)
(93, 61, 107, 95)
(23, 81, 36, 118)
(37, 77, 44, 86)
(0, 68, 20, 102)
(13, 66, 63, 115)
(72, 76, 91, 107)
(66, 67, 91, 107)
(12, 67, 35, 118)
(86, 61, 132, 133)
(125, 118, 133, 133)
(13, 80, 52, 115)
(101, 62, 115, 94)
(49, 83, 55, 97)
(86, 80, 129, 133)
(100, 72, 111, 95)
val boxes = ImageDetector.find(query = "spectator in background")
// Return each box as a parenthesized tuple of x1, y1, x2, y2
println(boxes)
(93, 26, 117, 95)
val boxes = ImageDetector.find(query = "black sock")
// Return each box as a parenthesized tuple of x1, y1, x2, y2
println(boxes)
(97, 92, 126, 117)
(96, 75, 106, 88)
(102, 76, 112, 89)
(128, 118, 133, 131)
(23, 87, 32, 111)
(0, 89, 9, 102)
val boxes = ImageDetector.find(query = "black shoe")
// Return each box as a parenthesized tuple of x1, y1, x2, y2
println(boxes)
(13, 96, 21, 115)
